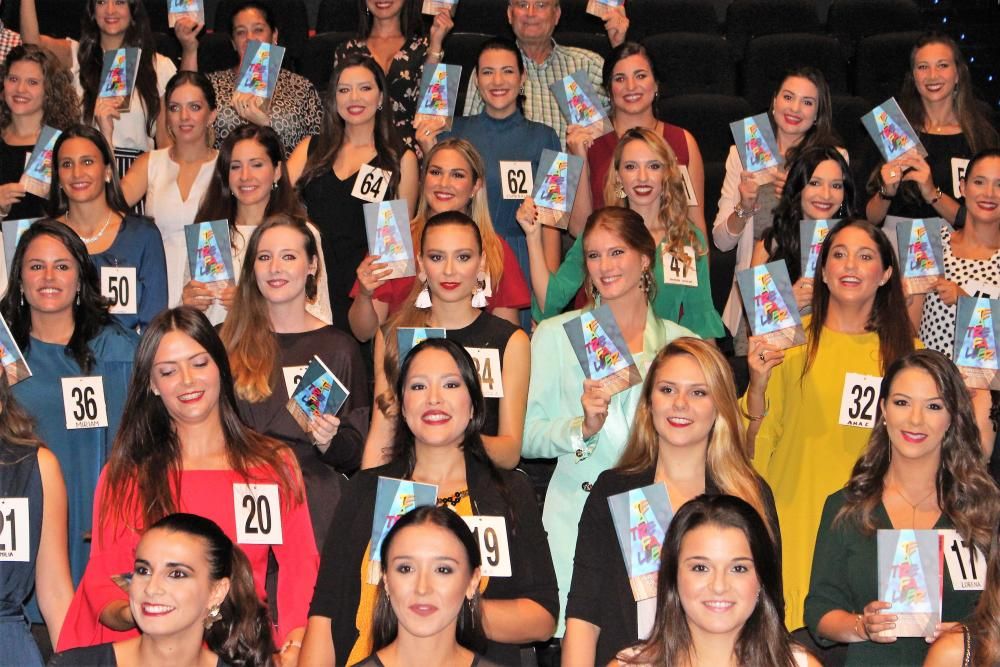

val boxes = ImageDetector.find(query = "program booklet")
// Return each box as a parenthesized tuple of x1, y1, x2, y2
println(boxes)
(608, 482, 673, 601)
(954, 296, 1000, 390)
(877, 529, 943, 638)
(414, 63, 461, 131)
(562, 303, 641, 395)
(894, 217, 945, 296)
(422, 0, 457, 14)
(861, 97, 928, 162)
(19, 126, 61, 198)
(736, 261, 806, 349)
(586, 0, 624, 18)
(363, 199, 415, 280)
(730, 113, 783, 173)
(549, 70, 612, 135)
(2, 218, 36, 274)
(531, 149, 584, 230)
(167, 0, 204, 26)
(397, 327, 446, 363)
(234, 40, 285, 112)
(184, 220, 236, 292)
(285, 355, 351, 433)
(0, 312, 31, 386)
(98, 48, 141, 111)
(799, 219, 836, 280)
(367, 477, 438, 583)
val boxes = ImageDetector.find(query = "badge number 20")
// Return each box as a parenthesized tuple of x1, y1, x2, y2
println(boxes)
(233, 483, 283, 545)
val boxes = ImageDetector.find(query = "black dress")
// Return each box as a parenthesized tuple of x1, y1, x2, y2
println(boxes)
(49, 643, 229, 666)
(0, 140, 46, 220)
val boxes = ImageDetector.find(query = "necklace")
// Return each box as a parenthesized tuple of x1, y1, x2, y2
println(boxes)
(888, 476, 937, 527)
(69, 210, 114, 245)
(437, 489, 469, 507)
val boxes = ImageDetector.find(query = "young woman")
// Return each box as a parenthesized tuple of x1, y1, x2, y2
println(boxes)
(221, 214, 370, 545)
(617, 495, 820, 667)
(348, 139, 530, 341)
(713, 67, 842, 340)
(563, 338, 780, 666)
(358, 505, 489, 667)
(120, 71, 219, 308)
(0, 218, 138, 589)
(335, 0, 453, 150)
(0, 44, 79, 222)
(866, 32, 1000, 226)
(522, 207, 697, 637)
(911, 149, 1000, 354)
(522, 128, 724, 339)
(287, 54, 419, 334)
(0, 374, 73, 666)
(301, 338, 558, 666)
(57, 307, 318, 661)
(746, 219, 917, 630)
(51, 513, 275, 667)
(805, 349, 1000, 665)
(362, 212, 530, 471)
(184, 124, 332, 326)
(47, 124, 168, 332)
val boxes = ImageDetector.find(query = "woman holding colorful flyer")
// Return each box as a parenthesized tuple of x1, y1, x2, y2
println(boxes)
(521, 128, 724, 339)
(910, 150, 1000, 354)
(184, 124, 332, 326)
(804, 349, 1000, 665)
(0, 45, 80, 222)
(866, 33, 999, 226)
(563, 337, 780, 666)
(745, 218, 917, 631)
(58, 306, 318, 664)
(0, 218, 138, 603)
(287, 54, 419, 335)
(301, 337, 557, 666)
(347, 139, 530, 341)
(220, 213, 370, 544)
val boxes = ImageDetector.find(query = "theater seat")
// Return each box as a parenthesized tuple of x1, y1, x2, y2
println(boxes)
(299, 32, 353, 94)
(725, 0, 822, 60)
(741, 33, 848, 110)
(643, 33, 736, 98)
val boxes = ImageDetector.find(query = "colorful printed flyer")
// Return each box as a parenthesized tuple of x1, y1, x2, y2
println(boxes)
(184, 220, 235, 286)
(954, 296, 1000, 390)
(861, 97, 928, 162)
(729, 113, 783, 173)
(894, 217, 945, 296)
(531, 149, 584, 230)
(234, 40, 285, 111)
(368, 477, 438, 583)
(798, 219, 835, 280)
(397, 327, 446, 363)
(608, 482, 672, 601)
(0, 312, 31, 386)
(586, 0, 624, 19)
(98, 48, 141, 111)
(876, 529, 943, 638)
(562, 303, 641, 395)
(363, 199, 415, 280)
(414, 64, 461, 131)
(549, 71, 611, 133)
(2, 218, 37, 274)
(19, 126, 61, 198)
(736, 261, 806, 350)
(422, 0, 457, 14)
(167, 0, 204, 26)
(285, 355, 351, 433)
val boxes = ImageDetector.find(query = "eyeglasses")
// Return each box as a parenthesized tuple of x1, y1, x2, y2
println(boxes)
(511, 1, 556, 11)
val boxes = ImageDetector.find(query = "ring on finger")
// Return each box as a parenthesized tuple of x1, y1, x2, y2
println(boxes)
(759, 352, 766, 362)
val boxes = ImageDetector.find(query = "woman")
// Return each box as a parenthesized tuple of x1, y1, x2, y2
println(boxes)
(805, 349, 1000, 665)
(57, 307, 318, 661)
(221, 214, 370, 545)
(362, 211, 530, 471)
(359, 505, 490, 667)
(617, 495, 820, 667)
(522, 128, 724, 339)
(713, 67, 842, 340)
(51, 513, 275, 667)
(563, 338, 780, 666)
(47, 124, 168, 332)
(287, 54, 419, 334)
(301, 338, 558, 666)
(866, 32, 1000, 226)
(746, 218, 917, 630)
(184, 124, 332, 326)
(0, 44, 79, 222)
(178, 1, 322, 160)
(522, 207, 697, 637)
(911, 149, 1000, 354)
(348, 139, 530, 341)
(335, 0, 453, 150)
(120, 71, 219, 308)
(0, 374, 73, 666)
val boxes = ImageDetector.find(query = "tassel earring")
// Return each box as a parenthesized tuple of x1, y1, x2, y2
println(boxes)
(615, 181, 627, 199)
(415, 279, 432, 309)
(639, 269, 652, 294)
(471, 272, 488, 308)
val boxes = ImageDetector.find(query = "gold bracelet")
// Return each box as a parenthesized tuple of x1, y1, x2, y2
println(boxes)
(854, 613, 869, 641)
(741, 399, 769, 422)
(281, 639, 302, 653)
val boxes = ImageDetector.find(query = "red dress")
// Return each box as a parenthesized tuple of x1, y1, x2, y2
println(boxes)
(587, 122, 691, 208)
(57, 463, 318, 651)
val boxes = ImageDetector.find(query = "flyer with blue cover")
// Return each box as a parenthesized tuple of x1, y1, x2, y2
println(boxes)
(286, 355, 351, 432)
(736, 261, 806, 350)
(954, 296, 1000, 389)
(608, 482, 673, 601)
(368, 477, 438, 582)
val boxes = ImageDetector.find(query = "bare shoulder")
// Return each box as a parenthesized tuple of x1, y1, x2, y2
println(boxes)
(924, 628, 966, 667)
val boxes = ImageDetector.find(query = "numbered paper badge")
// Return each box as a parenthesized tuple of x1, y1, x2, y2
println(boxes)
(465, 347, 503, 398)
(951, 158, 969, 199)
(233, 483, 283, 545)
(352, 164, 392, 203)
(940, 529, 985, 591)
(500, 161, 533, 200)
(663, 246, 697, 287)
(963, 280, 999, 300)
(678, 165, 698, 206)
(462, 515, 511, 577)
(838, 373, 881, 429)
(0, 497, 29, 562)
(101, 266, 137, 315)
(282, 365, 309, 398)
(61, 376, 109, 429)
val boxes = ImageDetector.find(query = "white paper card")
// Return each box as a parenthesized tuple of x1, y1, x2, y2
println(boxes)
(679, 165, 698, 206)
(637, 596, 657, 640)
(663, 246, 698, 287)
(465, 347, 503, 398)
(0, 497, 29, 562)
(61, 376, 109, 429)
(500, 161, 533, 200)
(940, 529, 985, 591)
(101, 266, 138, 315)
(951, 158, 969, 199)
(963, 280, 999, 300)
(282, 364, 310, 399)
(352, 164, 392, 203)
(462, 515, 511, 577)
(838, 373, 881, 429)
(233, 483, 283, 545)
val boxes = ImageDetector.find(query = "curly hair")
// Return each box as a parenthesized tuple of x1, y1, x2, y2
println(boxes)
(0, 44, 80, 131)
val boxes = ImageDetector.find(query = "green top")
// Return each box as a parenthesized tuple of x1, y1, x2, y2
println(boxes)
(531, 225, 725, 338)
(805, 490, 979, 666)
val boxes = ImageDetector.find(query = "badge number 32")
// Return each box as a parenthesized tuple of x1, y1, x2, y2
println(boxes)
(838, 373, 881, 429)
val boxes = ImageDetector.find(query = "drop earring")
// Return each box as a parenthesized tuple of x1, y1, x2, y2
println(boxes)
(471, 272, 488, 308)
(615, 181, 627, 200)
(415, 278, 432, 309)
(204, 604, 221, 629)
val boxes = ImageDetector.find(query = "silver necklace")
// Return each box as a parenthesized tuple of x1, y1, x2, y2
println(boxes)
(70, 210, 114, 245)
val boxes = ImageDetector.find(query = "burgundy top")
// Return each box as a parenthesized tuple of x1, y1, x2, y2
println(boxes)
(588, 122, 690, 208)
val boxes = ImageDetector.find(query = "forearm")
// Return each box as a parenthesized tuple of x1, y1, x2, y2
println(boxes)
(348, 294, 380, 342)
(180, 42, 198, 71)
(37, 585, 73, 648)
(299, 616, 335, 666)
(99, 599, 135, 632)
(18, 0, 41, 44)
(481, 433, 521, 470)
(525, 233, 553, 313)
(816, 610, 868, 644)
(562, 618, 600, 667)
(481, 598, 555, 644)
(866, 193, 891, 224)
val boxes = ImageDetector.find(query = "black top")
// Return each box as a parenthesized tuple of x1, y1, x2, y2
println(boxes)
(0, 140, 46, 220)
(49, 643, 228, 666)
(566, 467, 781, 666)
(886, 132, 972, 219)
(309, 454, 559, 666)
(0, 444, 41, 619)
(354, 653, 498, 667)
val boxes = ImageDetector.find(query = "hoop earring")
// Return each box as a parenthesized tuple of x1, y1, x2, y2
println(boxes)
(415, 279, 432, 309)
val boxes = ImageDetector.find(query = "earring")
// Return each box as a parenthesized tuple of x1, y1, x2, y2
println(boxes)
(519, 86, 525, 95)
(415, 279, 432, 309)
(204, 604, 221, 629)
(377, 102, 383, 111)
(639, 268, 652, 294)
(19, 291, 24, 307)
(590, 281, 600, 302)
(75, 290, 80, 306)
(615, 181, 627, 200)
(471, 271, 488, 308)
(272, 181, 278, 191)
(305, 273, 317, 301)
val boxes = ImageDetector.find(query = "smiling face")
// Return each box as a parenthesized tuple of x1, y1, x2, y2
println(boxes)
(166, 83, 216, 145)
(800, 159, 845, 220)
(507, 0, 560, 46)
(961, 156, 1000, 225)
(335, 65, 381, 125)
(772, 76, 819, 140)
(617, 139, 664, 207)
(228, 138, 279, 209)
(231, 7, 277, 62)
(129, 528, 229, 640)
(422, 149, 480, 215)
(253, 225, 317, 308)
(881, 367, 950, 464)
(821, 225, 892, 311)
(476, 49, 524, 117)
(610, 53, 657, 116)
(401, 347, 473, 451)
(367, 0, 406, 22)
(418, 224, 485, 305)
(20, 235, 79, 316)
(3, 60, 45, 118)
(912, 42, 959, 105)
(383, 522, 480, 642)
(678, 524, 760, 643)
(94, 0, 132, 38)
(650, 353, 717, 453)
(150, 330, 222, 428)
(583, 225, 649, 302)
(56, 137, 112, 207)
